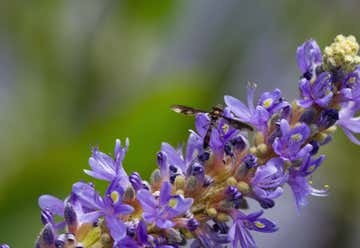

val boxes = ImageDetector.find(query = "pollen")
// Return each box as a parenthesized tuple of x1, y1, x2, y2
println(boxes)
(111, 191, 120, 204)
(222, 124, 230, 134)
(169, 199, 178, 208)
(254, 221, 265, 228)
(263, 98, 273, 108)
(291, 133, 302, 142)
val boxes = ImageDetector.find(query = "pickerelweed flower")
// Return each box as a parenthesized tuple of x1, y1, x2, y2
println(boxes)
(229, 210, 278, 248)
(3, 34, 357, 248)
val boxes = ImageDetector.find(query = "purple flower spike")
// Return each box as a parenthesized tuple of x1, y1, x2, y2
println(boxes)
(296, 39, 322, 76)
(273, 119, 313, 161)
(23, 36, 360, 248)
(84, 138, 129, 183)
(297, 72, 333, 108)
(229, 210, 278, 248)
(251, 158, 287, 201)
(137, 181, 193, 229)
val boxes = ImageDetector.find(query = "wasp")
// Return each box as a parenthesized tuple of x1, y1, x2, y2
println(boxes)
(171, 104, 253, 149)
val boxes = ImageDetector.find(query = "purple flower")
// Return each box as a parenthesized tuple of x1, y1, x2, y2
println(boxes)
(225, 85, 288, 132)
(194, 113, 246, 155)
(84, 138, 129, 183)
(191, 223, 230, 248)
(273, 119, 313, 161)
(38, 195, 65, 218)
(338, 101, 360, 145)
(251, 158, 287, 201)
(137, 181, 193, 229)
(340, 66, 360, 102)
(0, 245, 10, 248)
(296, 39, 322, 77)
(297, 72, 333, 108)
(158, 131, 203, 178)
(288, 155, 327, 210)
(229, 210, 278, 248)
(38, 195, 67, 230)
(257, 89, 288, 114)
(72, 178, 134, 243)
(225, 86, 268, 131)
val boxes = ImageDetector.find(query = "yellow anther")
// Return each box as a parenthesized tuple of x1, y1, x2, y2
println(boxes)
(255, 221, 265, 228)
(263, 98, 273, 108)
(222, 124, 230, 134)
(324, 184, 330, 189)
(169, 198, 178, 208)
(206, 208, 218, 218)
(237, 181, 250, 193)
(226, 177, 237, 186)
(291, 133, 302, 142)
(111, 191, 120, 204)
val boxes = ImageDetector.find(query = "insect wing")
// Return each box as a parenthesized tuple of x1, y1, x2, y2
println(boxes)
(170, 105, 206, 116)
(222, 116, 253, 131)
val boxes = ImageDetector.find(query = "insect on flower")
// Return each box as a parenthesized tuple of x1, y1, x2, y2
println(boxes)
(171, 104, 254, 149)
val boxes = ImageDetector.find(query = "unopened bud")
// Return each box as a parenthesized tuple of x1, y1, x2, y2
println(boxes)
(64, 203, 78, 233)
(237, 181, 250, 193)
(255, 132, 264, 146)
(256, 144, 267, 156)
(206, 208, 217, 218)
(37, 223, 55, 246)
(124, 186, 136, 201)
(175, 175, 185, 189)
(150, 169, 162, 186)
(186, 176, 197, 191)
(226, 177, 237, 186)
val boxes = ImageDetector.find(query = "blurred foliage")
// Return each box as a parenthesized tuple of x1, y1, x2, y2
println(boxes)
(1, 0, 360, 247)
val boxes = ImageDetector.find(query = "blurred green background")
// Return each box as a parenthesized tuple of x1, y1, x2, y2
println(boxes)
(0, 0, 359, 247)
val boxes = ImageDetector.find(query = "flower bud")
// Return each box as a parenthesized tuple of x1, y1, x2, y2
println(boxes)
(64, 203, 78, 233)
(129, 172, 143, 191)
(36, 223, 55, 247)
